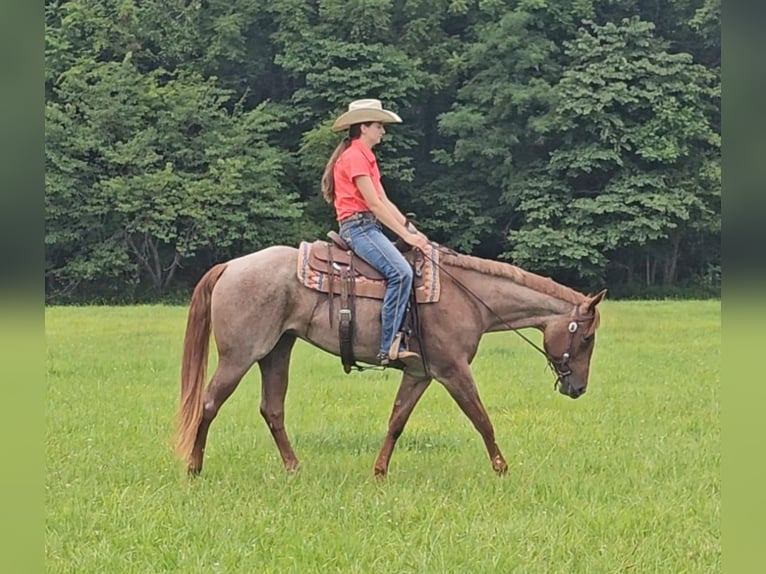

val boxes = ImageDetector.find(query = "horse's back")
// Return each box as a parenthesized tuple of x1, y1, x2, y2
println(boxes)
(224, 245, 299, 282)
(213, 245, 301, 301)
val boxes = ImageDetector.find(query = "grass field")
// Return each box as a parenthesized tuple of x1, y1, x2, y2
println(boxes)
(46, 300, 720, 573)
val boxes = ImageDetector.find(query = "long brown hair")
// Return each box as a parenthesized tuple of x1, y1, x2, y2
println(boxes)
(321, 123, 366, 204)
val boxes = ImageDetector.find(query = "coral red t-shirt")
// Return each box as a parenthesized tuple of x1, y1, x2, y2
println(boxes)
(333, 139, 383, 221)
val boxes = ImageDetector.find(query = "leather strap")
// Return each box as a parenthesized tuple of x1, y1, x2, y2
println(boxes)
(327, 243, 335, 326)
(338, 265, 355, 373)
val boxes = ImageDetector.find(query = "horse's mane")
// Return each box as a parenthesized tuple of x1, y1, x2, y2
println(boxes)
(440, 250, 585, 305)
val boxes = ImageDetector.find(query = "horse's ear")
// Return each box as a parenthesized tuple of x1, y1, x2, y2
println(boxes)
(585, 289, 608, 313)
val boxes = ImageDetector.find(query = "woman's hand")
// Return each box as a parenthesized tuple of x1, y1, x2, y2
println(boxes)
(403, 230, 430, 252)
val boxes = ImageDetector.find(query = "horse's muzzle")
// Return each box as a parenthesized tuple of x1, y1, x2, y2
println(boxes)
(568, 386, 586, 399)
(558, 377, 587, 399)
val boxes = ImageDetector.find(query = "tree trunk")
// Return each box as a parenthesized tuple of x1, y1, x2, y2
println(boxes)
(125, 232, 180, 294)
(662, 235, 681, 285)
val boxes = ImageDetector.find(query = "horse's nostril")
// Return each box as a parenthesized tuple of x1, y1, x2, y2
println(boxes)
(571, 387, 585, 398)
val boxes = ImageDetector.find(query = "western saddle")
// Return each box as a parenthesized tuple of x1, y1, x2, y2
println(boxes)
(308, 231, 427, 375)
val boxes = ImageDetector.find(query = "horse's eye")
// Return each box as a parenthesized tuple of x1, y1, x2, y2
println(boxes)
(581, 335, 592, 346)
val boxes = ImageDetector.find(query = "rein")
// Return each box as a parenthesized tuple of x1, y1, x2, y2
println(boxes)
(422, 245, 590, 388)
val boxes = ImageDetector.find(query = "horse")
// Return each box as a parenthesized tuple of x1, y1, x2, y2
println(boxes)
(175, 243, 607, 477)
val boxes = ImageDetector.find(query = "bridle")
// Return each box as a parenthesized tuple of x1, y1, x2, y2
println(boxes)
(541, 315, 596, 388)
(423, 246, 595, 389)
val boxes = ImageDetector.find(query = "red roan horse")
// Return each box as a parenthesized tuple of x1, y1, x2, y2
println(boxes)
(175, 244, 606, 477)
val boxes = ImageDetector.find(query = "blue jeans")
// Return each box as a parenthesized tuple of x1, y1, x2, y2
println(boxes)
(339, 215, 413, 356)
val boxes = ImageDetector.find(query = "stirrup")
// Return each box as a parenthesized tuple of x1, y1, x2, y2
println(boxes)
(393, 349, 421, 361)
(387, 331, 417, 361)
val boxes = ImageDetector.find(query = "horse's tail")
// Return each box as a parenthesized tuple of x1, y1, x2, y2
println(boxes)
(175, 263, 228, 463)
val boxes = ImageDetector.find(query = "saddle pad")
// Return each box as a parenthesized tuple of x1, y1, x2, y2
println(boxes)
(297, 241, 441, 303)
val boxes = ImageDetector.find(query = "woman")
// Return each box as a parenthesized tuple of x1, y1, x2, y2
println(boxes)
(321, 99, 430, 367)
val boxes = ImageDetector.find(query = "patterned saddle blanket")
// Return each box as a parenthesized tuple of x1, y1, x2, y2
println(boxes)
(296, 240, 441, 303)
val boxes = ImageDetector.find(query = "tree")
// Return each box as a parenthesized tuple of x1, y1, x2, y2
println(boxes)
(46, 55, 301, 298)
(433, 1, 597, 253)
(506, 18, 720, 287)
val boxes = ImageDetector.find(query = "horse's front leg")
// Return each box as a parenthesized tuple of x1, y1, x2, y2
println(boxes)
(440, 362, 508, 475)
(373, 372, 432, 478)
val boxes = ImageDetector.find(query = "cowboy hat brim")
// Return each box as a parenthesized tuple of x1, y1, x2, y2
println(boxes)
(331, 109, 403, 133)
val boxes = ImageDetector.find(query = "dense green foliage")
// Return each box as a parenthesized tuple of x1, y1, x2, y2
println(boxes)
(46, 301, 720, 571)
(45, 0, 720, 301)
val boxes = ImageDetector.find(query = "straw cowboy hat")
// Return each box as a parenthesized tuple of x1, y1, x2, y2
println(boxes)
(331, 99, 403, 133)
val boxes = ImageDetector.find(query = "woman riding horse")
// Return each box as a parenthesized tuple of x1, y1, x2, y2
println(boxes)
(320, 99, 431, 368)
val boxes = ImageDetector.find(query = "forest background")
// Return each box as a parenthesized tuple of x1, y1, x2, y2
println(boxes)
(44, 0, 721, 302)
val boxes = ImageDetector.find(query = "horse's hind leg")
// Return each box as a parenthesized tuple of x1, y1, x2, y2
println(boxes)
(189, 357, 251, 475)
(258, 334, 300, 471)
(373, 373, 432, 478)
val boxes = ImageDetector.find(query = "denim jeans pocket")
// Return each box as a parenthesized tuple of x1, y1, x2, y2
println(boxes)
(339, 226, 354, 247)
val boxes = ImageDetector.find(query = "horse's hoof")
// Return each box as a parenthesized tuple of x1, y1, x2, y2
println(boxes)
(492, 456, 508, 475)
(373, 466, 387, 480)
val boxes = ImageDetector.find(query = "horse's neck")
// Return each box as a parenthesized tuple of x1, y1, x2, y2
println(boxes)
(464, 270, 577, 332)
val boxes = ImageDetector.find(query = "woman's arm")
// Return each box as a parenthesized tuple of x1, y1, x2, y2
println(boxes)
(354, 176, 429, 251)
(380, 193, 409, 227)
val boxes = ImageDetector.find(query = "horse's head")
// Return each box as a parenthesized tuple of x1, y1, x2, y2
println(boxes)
(542, 289, 607, 399)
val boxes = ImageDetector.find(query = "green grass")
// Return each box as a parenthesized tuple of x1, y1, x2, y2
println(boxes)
(46, 301, 720, 573)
